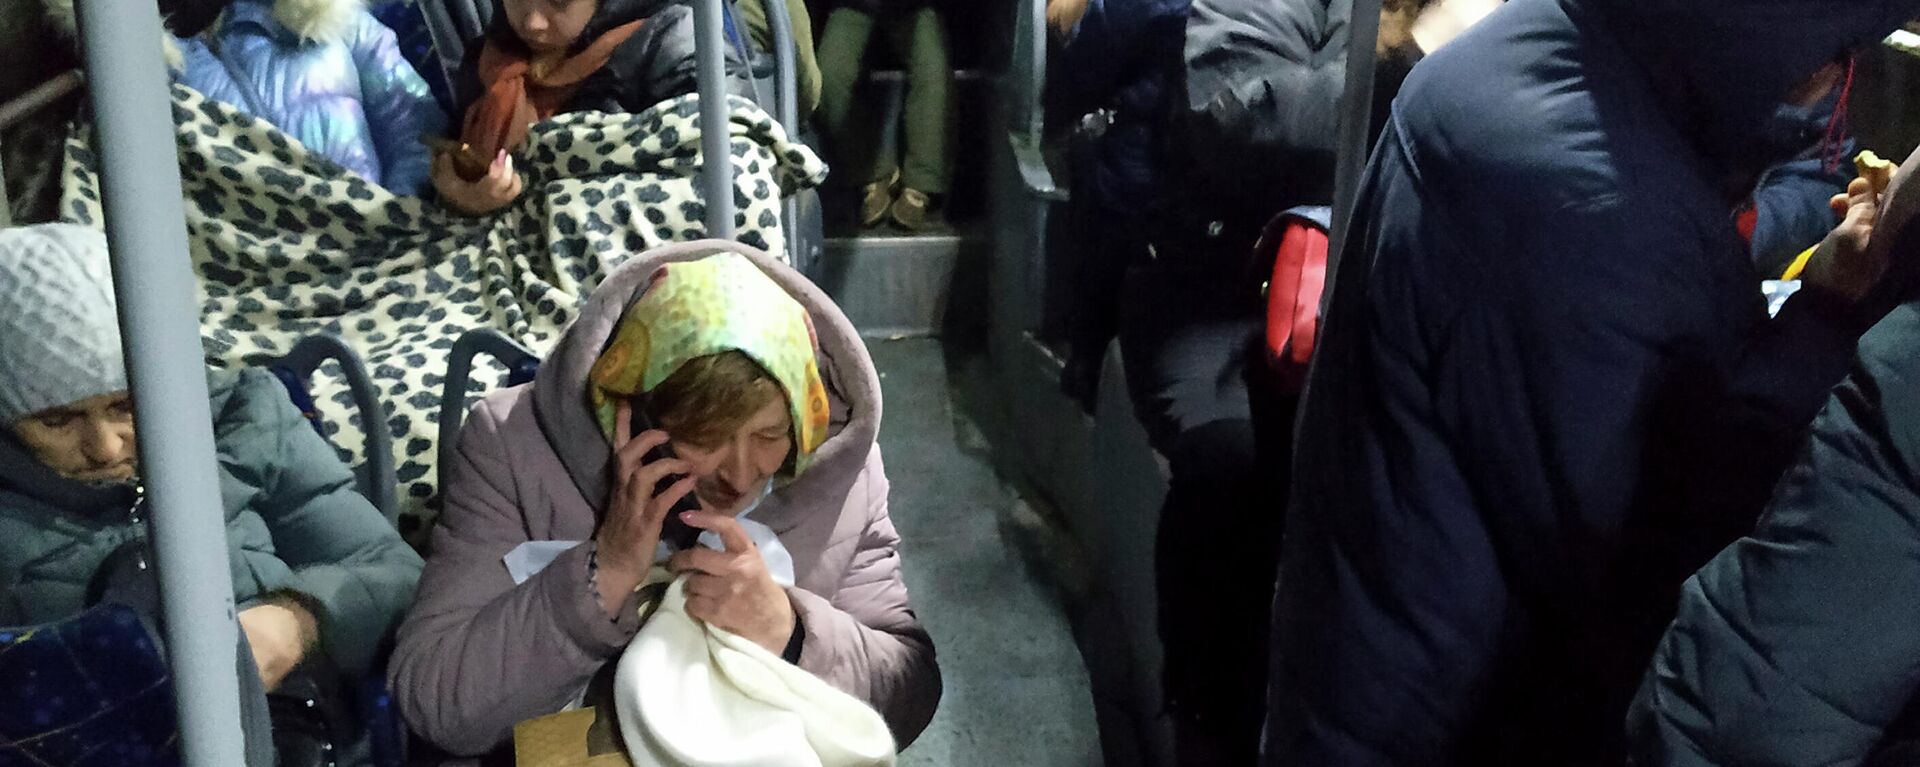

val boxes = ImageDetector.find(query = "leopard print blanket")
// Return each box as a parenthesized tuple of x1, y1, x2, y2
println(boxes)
(58, 85, 827, 532)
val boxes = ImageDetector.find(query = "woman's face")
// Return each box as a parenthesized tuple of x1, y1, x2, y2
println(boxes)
(501, 0, 599, 55)
(12, 392, 138, 483)
(672, 397, 793, 516)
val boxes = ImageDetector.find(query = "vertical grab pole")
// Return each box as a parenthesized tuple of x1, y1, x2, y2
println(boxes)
(764, 0, 803, 265)
(75, 0, 250, 764)
(1323, 0, 1382, 284)
(693, 0, 737, 239)
(765, 0, 800, 134)
(1292, 0, 1381, 453)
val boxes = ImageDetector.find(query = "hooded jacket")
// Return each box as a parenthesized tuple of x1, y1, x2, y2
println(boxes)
(0, 368, 423, 678)
(173, 0, 447, 195)
(1628, 295, 1920, 766)
(448, 0, 752, 134)
(1266, 0, 1918, 764)
(387, 240, 941, 758)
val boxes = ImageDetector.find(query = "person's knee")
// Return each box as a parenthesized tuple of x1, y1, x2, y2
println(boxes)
(1166, 418, 1258, 490)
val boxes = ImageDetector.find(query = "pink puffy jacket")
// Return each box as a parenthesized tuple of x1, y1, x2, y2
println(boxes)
(388, 241, 941, 758)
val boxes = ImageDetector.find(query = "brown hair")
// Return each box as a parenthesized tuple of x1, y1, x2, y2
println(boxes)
(643, 350, 787, 448)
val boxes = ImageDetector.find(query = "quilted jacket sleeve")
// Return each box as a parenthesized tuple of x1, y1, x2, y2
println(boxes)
(1749, 152, 1852, 279)
(1629, 302, 1920, 767)
(789, 450, 942, 748)
(236, 369, 423, 678)
(347, 10, 446, 195)
(1179, 0, 1350, 199)
(387, 395, 645, 756)
(606, 5, 755, 113)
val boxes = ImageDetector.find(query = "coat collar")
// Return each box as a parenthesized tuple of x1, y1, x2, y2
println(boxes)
(0, 430, 138, 520)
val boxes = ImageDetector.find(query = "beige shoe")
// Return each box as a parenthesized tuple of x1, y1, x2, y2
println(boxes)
(861, 172, 898, 227)
(889, 188, 935, 231)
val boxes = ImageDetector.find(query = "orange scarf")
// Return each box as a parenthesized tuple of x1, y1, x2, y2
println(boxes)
(460, 20, 648, 168)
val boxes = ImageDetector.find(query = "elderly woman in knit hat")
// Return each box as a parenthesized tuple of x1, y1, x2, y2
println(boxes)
(389, 241, 941, 760)
(0, 225, 422, 724)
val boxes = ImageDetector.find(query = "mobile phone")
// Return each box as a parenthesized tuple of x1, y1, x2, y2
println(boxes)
(420, 134, 492, 182)
(631, 406, 703, 550)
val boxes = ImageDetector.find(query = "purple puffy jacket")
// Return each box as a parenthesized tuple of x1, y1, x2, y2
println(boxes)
(177, 0, 447, 195)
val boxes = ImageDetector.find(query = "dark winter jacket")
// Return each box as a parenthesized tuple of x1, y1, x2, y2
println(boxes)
(1173, 0, 1350, 237)
(1267, 0, 1916, 764)
(1628, 297, 1920, 767)
(450, 0, 752, 133)
(0, 368, 422, 678)
(1053, 0, 1188, 220)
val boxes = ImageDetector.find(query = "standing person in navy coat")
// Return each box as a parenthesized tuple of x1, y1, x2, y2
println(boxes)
(1266, 0, 1920, 763)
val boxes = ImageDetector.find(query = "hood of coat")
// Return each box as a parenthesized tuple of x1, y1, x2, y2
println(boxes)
(483, 0, 678, 56)
(532, 240, 881, 532)
(1581, 0, 1916, 168)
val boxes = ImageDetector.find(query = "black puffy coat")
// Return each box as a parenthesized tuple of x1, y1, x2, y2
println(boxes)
(1171, 0, 1349, 238)
(1629, 296, 1920, 766)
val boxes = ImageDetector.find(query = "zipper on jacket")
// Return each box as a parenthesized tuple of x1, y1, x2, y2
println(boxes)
(128, 482, 152, 572)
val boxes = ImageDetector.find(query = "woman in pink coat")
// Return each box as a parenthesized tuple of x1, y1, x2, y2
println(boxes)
(388, 240, 941, 758)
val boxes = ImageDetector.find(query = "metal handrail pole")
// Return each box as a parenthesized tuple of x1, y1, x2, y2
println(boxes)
(75, 0, 249, 764)
(1291, 0, 1381, 453)
(1322, 0, 1382, 293)
(472, 0, 494, 34)
(0, 70, 85, 131)
(762, 0, 803, 266)
(694, 0, 736, 238)
(416, 0, 468, 90)
(764, 0, 800, 134)
(1020, 0, 1045, 141)
(449, 0, 485, 45)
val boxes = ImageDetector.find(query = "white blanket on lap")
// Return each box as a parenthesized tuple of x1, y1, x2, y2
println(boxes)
(616, 576, 897, 767)
(57, 85, 827, 533)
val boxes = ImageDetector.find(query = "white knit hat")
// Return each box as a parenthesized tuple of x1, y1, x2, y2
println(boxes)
(0, 224, 127, 423)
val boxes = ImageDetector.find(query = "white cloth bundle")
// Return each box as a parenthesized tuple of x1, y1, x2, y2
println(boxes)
(613, 577, 897, 767)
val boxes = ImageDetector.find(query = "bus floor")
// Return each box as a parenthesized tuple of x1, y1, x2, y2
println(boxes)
(870, 338, 1103, 765)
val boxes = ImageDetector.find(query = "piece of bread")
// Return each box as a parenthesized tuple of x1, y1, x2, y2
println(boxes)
(1857, 150, 1896, 197)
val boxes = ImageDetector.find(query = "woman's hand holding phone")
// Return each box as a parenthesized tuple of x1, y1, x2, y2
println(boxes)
(595, 399, 697, 619)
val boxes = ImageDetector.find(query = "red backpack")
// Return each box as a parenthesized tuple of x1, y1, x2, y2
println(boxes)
(1258, 207, 1333, 391)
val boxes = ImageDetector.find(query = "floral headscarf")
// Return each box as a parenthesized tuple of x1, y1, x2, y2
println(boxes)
(587, 253, 831, 476)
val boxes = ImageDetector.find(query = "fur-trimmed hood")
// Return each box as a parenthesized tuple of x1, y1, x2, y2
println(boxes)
(230, 0, 364, 46)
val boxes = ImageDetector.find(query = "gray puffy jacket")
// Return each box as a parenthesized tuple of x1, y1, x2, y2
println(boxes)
(0, 367, 422, 677)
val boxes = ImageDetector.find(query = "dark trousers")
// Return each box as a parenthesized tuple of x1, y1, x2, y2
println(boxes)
(1119, 253, 1288, 764)
(1068, 123, 1160, 365)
